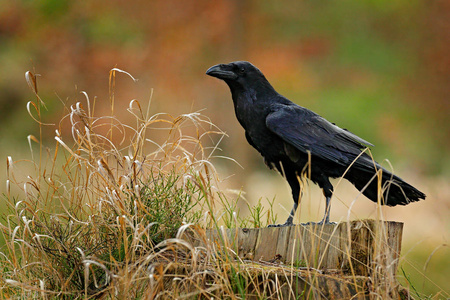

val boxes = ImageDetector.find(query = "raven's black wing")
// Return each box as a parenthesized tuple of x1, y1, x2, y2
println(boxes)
(266, 104, 374, 168)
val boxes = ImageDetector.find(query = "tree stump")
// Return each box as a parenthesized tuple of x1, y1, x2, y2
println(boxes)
(185, 219, 404, 298)
(203, 220, 402, 276)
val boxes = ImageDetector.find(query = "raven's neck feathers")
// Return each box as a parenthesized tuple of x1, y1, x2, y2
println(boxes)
(227, 75, 278, 105)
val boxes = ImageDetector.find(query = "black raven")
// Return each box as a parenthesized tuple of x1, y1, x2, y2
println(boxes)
(206, 61, 425, 226)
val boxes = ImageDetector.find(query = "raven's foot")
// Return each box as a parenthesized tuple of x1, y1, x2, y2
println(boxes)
(301, 221, 337, 226)
(268, 222, 294, 227)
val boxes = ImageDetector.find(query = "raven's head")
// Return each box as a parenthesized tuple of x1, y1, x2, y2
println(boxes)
(206, 61, 273, 94)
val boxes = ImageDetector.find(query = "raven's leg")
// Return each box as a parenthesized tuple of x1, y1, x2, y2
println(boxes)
(283, 202, 298, 226)
(318, 180, 334, 224)
(268, 172, 301, 227)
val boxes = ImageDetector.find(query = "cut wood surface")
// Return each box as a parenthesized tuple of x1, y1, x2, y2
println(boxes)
(191, 220, 403, 278)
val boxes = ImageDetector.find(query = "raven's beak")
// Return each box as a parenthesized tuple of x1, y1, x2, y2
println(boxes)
(206, 64, 238, 80)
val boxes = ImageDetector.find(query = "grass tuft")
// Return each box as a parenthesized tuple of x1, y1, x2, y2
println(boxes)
(0, 69, 277, 298)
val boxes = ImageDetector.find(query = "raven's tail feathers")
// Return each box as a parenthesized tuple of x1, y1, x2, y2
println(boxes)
(346, 167, 426, 206)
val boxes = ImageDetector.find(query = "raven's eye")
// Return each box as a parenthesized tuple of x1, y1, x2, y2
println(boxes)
(239, 67, 245, 74)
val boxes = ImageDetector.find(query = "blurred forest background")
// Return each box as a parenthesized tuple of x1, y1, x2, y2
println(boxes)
(0, 0, 449, 297)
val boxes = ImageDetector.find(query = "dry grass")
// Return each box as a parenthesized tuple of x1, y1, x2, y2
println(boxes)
(0, 69, 446, 299)
(0, 69, 272, 299)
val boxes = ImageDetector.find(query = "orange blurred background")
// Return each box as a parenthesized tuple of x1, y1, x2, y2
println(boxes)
(0, 0, 449, 296)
